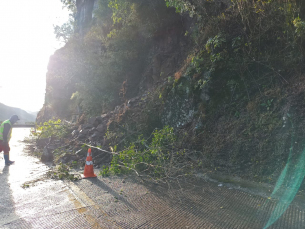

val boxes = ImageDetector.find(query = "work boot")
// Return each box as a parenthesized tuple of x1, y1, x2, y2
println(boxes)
(4, 155, 14, 166)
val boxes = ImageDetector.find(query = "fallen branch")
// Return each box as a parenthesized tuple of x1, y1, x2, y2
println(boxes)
(80, 142, 119, 155)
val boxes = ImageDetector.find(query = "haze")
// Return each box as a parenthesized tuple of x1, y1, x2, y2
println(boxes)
(0, 0, 69, 112)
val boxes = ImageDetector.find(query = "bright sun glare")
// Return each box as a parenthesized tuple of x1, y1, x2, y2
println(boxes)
(0, 0, 69, 112)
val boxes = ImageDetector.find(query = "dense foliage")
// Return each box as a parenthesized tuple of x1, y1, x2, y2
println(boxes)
(102, 126, 197, 179)
(33, 119, 69, 139)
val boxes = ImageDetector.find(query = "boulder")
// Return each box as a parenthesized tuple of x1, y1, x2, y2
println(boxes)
(77, 135, 86, 140)
(88, 127, 96, 135)
(84, 124, 94, 129)
(96, 117, 103, 123)
(87, 117, 99, 126)
(97, 113, 109, 123)
(41, 146, 54, 163)
(78, 124, 93, 131)
(96, 124, 106, 133)
(36, 138, 50, 148)
(89, 131, 103, 141)
(87, 117, 96, 124)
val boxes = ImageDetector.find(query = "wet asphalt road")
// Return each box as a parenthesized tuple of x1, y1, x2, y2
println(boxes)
(0, 128, 95, 228)
(1, 128, 305, 228)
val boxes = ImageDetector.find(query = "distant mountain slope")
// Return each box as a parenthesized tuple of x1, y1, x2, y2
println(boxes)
(0, 103, 36, 124)
(26, 110, 39, 117)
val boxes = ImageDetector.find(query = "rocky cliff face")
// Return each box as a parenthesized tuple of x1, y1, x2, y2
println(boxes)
(75, 0, 97, 35)
(38, 0, 192, 123)
(38, 0, 305, 184)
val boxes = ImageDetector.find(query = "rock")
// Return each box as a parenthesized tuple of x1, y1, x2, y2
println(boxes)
(78, 114, 86, 125)
(71, 130, 79, 137)
(88, 127, 96, 135)
(79, 129, 88, 135)
(84, 124, 94, 129)
(78, 124, 93, 131)
(127, 97, 139, 107)
(96, 117, 103, 123)
(101, 113, 109, 119)
(87, 117, 99, 126)
(41, 146, 54, 163)
(200, 90, 210, 101)
(58, 153, 78, 164)
(95, 114, 109, 123)
(87, 117, 96, 124)
(89, 131, 103, 141)
(36, 138, 50, 148)
(77, 132, 87, 140)
(47, 144, 57, 150)
(96, 124, 106, 133)
(114, 105, 121, 114)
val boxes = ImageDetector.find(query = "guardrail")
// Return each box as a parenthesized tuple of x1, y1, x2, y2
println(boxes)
(13, 124, 36, 128)
(0, 121, 35, 128)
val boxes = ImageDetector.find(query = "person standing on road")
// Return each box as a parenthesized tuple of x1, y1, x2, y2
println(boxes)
(0, 115, 20, 166)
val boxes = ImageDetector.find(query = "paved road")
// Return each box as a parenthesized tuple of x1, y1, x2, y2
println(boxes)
(1, 128, 305, 228)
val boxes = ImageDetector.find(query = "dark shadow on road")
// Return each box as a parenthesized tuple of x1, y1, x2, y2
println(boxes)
(128, 176, 271, 228)
(0, 165, 31, 228)
(85, 178, 138, 211)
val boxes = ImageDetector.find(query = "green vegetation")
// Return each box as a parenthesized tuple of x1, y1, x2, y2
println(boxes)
(40, 2, 305, 226)
(51, 0, 305, 116)
(33, 119, 69, 139)
(38, 0, 305, 185)
(47, 163, 81, 180)
(101, 126, 197, 179)
(48, 0, 182, 116)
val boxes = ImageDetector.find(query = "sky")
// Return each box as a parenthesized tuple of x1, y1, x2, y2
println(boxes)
(0, 0, 70, 112)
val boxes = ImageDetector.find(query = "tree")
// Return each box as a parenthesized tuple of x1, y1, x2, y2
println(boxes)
(61, 0, 76, 12)
(54, 20, 74, 43)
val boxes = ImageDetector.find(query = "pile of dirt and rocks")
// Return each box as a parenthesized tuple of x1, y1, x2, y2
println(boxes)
(31, 94, 152, 170)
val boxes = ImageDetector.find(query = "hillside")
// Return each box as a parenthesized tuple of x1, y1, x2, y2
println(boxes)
(0, 103, 36, 124)
(37, 0, 305, 184)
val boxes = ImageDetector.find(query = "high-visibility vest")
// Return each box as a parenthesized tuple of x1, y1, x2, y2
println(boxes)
(0, 120, 12, 142)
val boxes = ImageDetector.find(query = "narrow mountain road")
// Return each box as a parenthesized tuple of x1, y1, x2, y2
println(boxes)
(1, 128, 305, 229)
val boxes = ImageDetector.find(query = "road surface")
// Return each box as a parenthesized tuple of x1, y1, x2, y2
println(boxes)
(1, 128, 305, 228)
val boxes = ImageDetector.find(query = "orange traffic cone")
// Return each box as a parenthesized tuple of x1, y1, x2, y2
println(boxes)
(82, 148, 97, 179)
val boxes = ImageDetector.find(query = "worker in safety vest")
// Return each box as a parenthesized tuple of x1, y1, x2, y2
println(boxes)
(0, 115, 20, 165)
